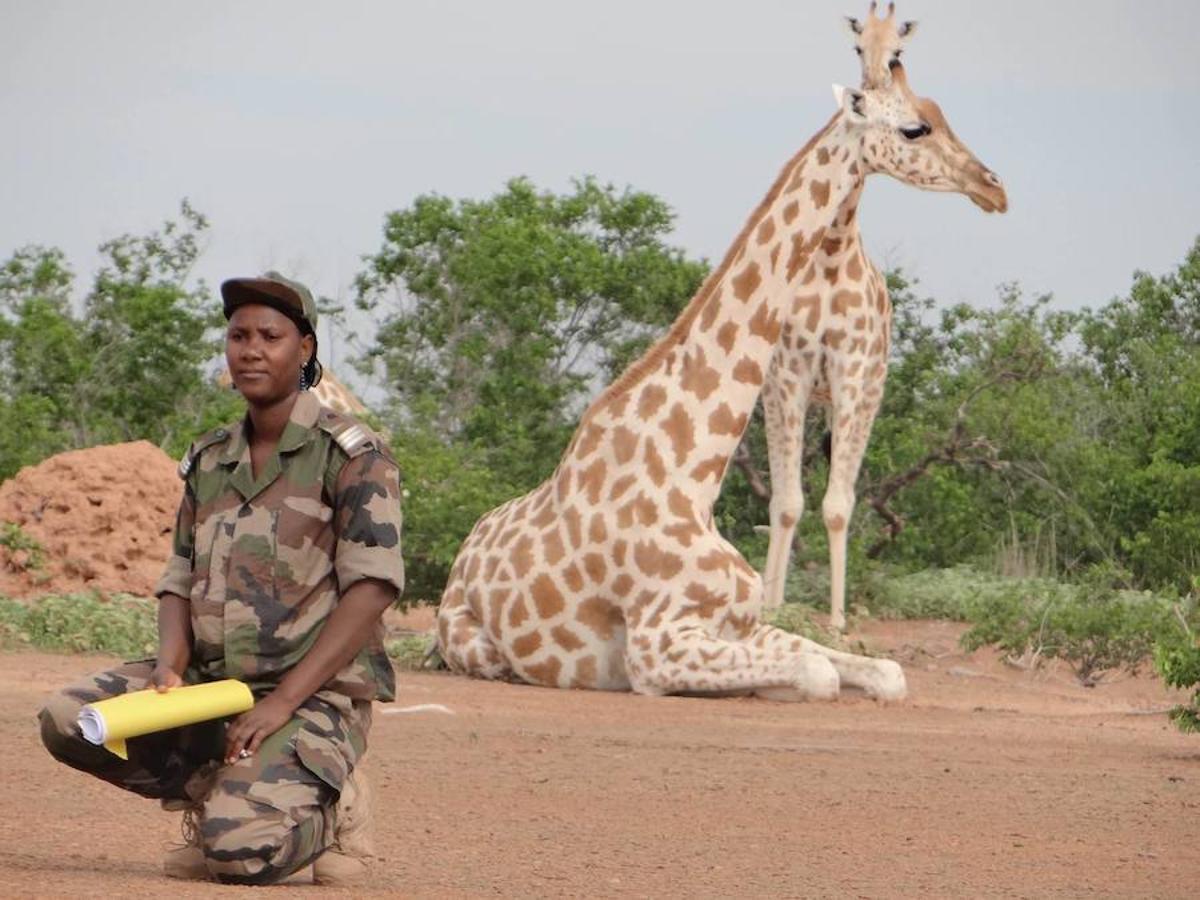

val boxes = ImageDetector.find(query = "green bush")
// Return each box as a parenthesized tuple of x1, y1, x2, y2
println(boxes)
(1153, 590, 1200, 733)
(0, 522, 45, 571)
(0, 593, 157, 657)
(960, 570, 1175, 686)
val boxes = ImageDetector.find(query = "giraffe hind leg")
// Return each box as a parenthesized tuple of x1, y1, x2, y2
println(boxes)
(436, 585, 512, 681)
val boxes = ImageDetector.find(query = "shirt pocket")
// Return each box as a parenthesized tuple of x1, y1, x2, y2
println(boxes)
(273, 496, 335, 597)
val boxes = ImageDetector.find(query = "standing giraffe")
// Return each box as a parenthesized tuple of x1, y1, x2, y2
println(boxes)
(759, 7, 1007, 629)
(436, 54, 1002, 701)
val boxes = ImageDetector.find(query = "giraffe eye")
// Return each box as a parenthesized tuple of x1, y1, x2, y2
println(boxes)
(855, 46, 863, 56)
(899, 123, 931, 140)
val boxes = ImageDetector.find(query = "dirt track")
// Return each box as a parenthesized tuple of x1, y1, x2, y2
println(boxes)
(2, 620, 1197, 898)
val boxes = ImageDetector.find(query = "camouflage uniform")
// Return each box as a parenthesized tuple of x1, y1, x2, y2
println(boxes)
(39, 390, 403, 885)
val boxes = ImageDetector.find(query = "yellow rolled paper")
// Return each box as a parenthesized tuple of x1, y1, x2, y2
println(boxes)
(78, 680, 254, 759)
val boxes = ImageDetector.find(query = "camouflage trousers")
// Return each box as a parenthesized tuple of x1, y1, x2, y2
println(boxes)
(38, 659, 369, 885)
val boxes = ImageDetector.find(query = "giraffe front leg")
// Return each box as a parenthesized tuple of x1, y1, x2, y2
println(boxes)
(748, 624, 906, 701)
(624, 619, 839, 701)
(761, 356, 815, 611)
(436, 582, 512, 681)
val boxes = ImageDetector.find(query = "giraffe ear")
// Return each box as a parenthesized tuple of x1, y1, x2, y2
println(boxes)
(845, 16, 863, 36)
(832, 84, 866, 121)
(898, 19, 917, 39)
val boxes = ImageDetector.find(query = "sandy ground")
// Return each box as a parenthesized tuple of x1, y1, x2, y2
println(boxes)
(1, 618, 1198, 898)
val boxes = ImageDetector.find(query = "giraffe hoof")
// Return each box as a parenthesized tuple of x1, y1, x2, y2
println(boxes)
(864, 660, 907, 702)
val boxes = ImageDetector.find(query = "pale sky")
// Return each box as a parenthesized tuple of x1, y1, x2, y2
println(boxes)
(4, 1, 1198, 388)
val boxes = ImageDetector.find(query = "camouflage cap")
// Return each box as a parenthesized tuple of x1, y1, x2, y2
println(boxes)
(221, 271, 318, 335)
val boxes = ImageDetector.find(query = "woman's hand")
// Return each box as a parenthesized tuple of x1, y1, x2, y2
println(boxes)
(223, 692, 297, 764)
(149, 663, 185, 693)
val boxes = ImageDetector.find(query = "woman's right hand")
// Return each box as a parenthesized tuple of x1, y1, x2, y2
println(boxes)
(150, 663, 185, 693)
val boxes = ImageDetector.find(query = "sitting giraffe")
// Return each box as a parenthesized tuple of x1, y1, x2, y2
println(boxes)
(436, 47, 1004, 701)
(760, 5, 1007, 629)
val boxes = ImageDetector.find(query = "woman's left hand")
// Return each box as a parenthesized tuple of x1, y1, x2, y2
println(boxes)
(223, 693, 297, 764)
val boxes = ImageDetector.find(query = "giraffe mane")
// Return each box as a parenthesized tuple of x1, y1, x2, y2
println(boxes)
(583, 113, 840, 423)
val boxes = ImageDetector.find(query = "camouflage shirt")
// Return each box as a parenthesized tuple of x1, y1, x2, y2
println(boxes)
(154, 390, 402, 705)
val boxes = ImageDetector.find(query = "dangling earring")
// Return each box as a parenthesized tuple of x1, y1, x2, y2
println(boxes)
(299, 365, 309, 391)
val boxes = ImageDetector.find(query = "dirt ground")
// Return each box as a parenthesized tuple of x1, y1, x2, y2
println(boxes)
(1, 618, 1197, 898)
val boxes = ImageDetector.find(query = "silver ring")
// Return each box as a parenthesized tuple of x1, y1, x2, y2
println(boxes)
(238, 749, 251, 759)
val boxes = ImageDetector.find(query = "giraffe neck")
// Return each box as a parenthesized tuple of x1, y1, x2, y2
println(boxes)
(579, 114, 866, 510)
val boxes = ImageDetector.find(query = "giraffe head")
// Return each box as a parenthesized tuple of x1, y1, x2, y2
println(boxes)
(833, 63, 1008, 214)
(846, 2, 916, 89)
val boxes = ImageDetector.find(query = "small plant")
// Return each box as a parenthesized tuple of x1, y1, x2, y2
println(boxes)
(961, 567, 1175, 687)
(0, 521, 45, 572)
(386, 634, 434, 671)
(1153, 587, 1200, 733)
(765, 603, 854, 651)
(0, 592, 157, 657)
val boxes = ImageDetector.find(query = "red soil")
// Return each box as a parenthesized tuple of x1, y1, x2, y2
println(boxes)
(0, 441, 181, 599)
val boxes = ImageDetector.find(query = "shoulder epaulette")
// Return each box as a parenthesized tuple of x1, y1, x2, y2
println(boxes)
(177, 427, 231, 480)
(318, 409, 378, 458)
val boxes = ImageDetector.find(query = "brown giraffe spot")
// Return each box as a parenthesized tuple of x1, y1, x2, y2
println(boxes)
(541, 528, 565, 565)
(823, 266, 839, 284)
(611, 425, 638, 465)
(831, 289, 862, 316)
(697, 548, 730, 571)
(611, 573, 634, 597)
(510, 534, 534, 578)
(690, 453, 726, 483)
(552, 468, 571, 505)
(875, 284, 888, 313)
(612, 539, 627, 566)
(664, 520, 704, 547)
(682, 582, 726, 619)
(637, 383, 668, 420)
(643, 438, 667, 487)
(810, 180, 831, 208)
(698, 291, 722, 331)
(524, 657, 562, 685)
(588, 512, 608, 544)
(846, 359, 862, 377)
(608, 473, 637, 501)
(573, 655, 598, 687)
(633, 492, 659, 526)
(487, 587, 509, 630)
(508, 596, 530, 629)
(821, 236, 842, 256)
(531, 573, 565, 618)
(782, 200, 799, 225)
(634, 541, 684, 579)
(732, 356, 763, 385)
(642, 594, 670, 629)
(748, 302, 781, 343)
(512, 629, 543, 658)
(708, 321, 737, 357)
(817, 146, 830, 165)
(786, 227, 825, 282)
(793, 293, 821, 332)
(578, 595, 623, 640)
(578, 458, 607, 505)
(780, 513, 796, 528)
(756, 218, 776, 244)
(731, 261, 762, 302)
(660, 403, 696, 466)
(769, 243, 781, 273)
(827, 514, 847, 531)
(822, 329, 847, 350)
(606, 391, 631, 417)
(551, 624, 586, 652)
(465, 554, 480, 583)
(574, 422, 605, 459)
(786, 157, 806, 191)
(853, 315, 867, 331)
(564, 506, 582, 549)
(667, 487, 692, 519)
(531, 497, 556, 528)
(484, 556, 500, 580)
(846, 252, 863, 280)
(680, 346, 721, 400)
(583, 552, 607, 584)
(562, 562, 584, 593)
(709, 403, 748, 437)
(658, 631, 674, 654)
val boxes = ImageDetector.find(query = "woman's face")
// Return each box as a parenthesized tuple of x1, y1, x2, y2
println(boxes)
(225, 304, 314, 407)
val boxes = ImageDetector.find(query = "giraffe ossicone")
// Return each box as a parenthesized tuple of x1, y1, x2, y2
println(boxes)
(759, 6, 1007, 630)
(436, 16, 1005, 701)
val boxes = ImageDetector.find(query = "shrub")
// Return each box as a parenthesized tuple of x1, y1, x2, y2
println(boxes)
(1153, 589, 1200, 733)
(0, 593, 157, 657)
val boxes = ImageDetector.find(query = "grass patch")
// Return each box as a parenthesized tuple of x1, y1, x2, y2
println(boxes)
(0, 593, 156, 657)
(386, 633, 435, 671)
